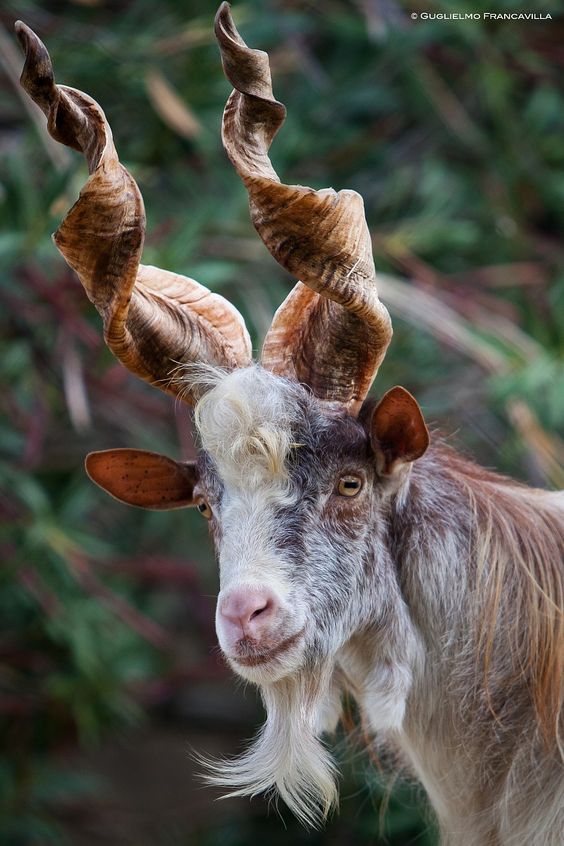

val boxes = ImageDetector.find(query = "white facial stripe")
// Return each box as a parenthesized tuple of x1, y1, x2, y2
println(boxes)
(193, 367, 308, 601)
(218, 485, 297, 598)
(214, 482, 308, 684)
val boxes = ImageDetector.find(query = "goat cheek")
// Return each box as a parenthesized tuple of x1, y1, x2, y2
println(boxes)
(323, 502, 366, 541)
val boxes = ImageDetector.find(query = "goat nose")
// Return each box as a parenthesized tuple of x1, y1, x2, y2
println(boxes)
(218, 587, 278, 637)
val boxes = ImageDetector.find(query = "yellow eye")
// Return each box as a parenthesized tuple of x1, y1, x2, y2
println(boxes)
(196, 496, 212, 519)
(337, 475, 362, 497)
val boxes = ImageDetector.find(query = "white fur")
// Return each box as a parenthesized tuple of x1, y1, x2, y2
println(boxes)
(194, 366, 302, 487)
(202, 668, 339, 827)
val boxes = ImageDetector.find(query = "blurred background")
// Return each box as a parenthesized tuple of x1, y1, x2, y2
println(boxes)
(1, 0, 563, 843)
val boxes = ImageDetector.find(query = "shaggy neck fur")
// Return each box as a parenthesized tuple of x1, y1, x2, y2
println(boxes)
(381, 450, 564, 845)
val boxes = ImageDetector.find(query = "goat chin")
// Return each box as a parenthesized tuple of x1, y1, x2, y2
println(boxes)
(225, 636, 307, 685)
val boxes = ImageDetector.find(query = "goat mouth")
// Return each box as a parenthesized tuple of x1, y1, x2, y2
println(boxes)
(230, 627, 305, 667)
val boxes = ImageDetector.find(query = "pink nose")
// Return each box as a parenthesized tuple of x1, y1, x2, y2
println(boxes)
(218, 587, 278, 641)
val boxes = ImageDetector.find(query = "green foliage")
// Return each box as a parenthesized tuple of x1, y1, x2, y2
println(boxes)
(1, 0, 563, 843)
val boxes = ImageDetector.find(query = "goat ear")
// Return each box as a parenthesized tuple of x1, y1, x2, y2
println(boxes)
(369, 387, 429, 476)
(85, 449, 199, 510)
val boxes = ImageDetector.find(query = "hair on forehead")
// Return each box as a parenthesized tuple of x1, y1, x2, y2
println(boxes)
(192, 365, 308, 484)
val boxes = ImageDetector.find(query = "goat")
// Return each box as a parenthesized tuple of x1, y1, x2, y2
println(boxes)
(17, 5, 563, 844)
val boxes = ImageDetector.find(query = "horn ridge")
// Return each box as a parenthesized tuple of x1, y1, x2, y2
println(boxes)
(215, 2, 392, 414)
(16, 20, 252, 404)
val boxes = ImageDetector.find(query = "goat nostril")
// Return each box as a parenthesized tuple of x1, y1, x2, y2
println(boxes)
(250, 599, 271, 621)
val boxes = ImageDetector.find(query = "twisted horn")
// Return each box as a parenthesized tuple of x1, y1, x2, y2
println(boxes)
(15, 21, 252, 404)
(215, 2, 392, 416)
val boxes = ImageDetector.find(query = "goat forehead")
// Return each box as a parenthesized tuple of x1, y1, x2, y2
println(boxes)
(193, 366, 370, 490)
(193, 366, 307, 484)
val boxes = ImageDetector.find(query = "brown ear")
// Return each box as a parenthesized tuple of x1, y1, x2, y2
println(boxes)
(85, 449, 199, 510)
(369, 387, 429, 476)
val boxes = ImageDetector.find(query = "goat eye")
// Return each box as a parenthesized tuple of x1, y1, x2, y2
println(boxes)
(337, 475, 362, 497)
(196, 497, 212, 519)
